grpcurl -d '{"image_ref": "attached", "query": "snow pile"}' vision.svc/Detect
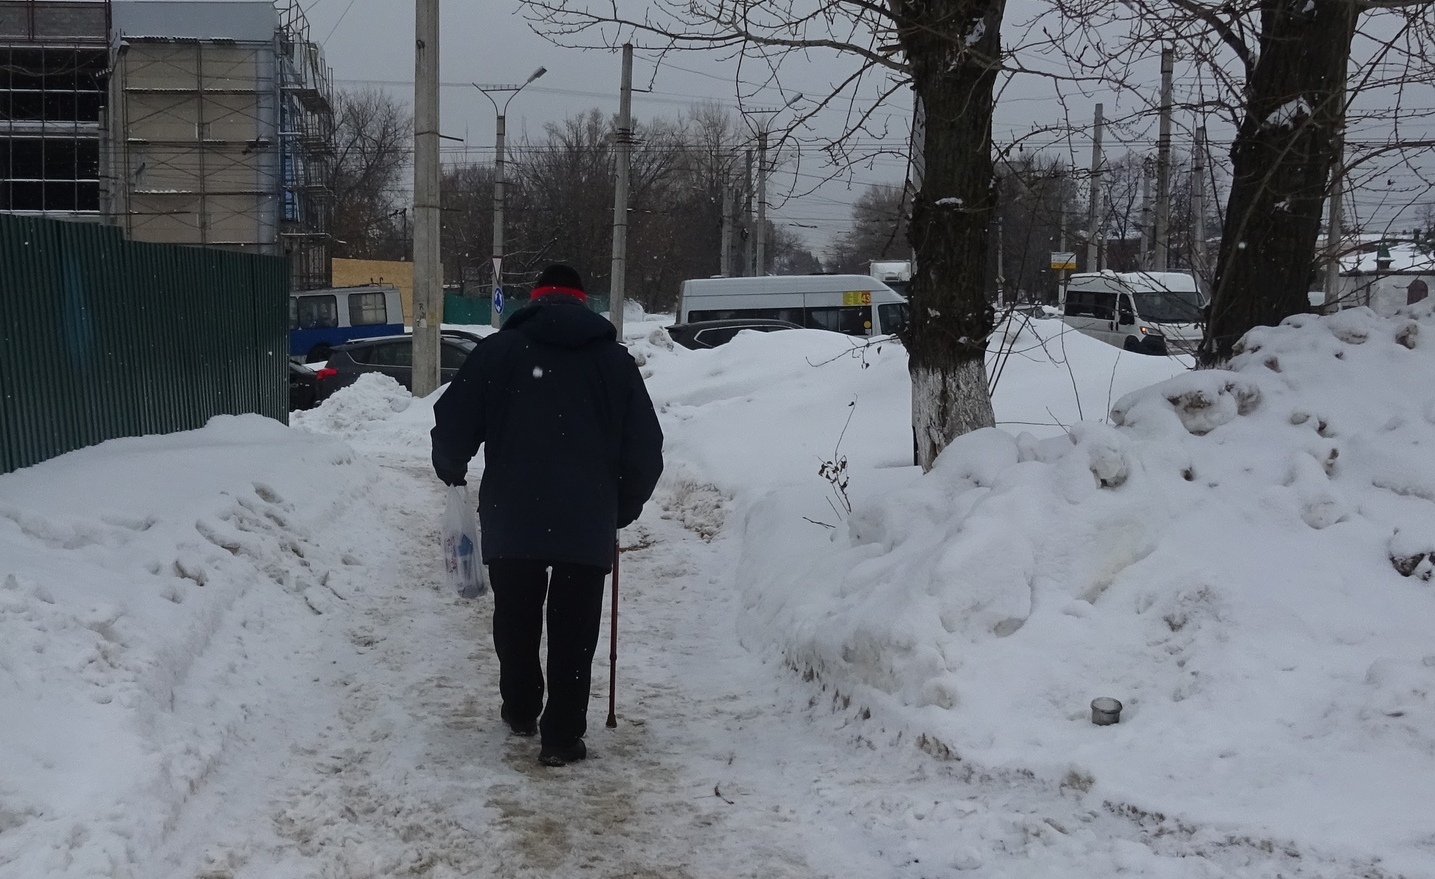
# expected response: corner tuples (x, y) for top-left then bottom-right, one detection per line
(0, 417), (381, 876)
(736, 303), (1435, 871)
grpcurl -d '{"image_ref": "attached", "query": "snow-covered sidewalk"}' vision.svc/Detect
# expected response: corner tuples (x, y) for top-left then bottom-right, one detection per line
(5, 307), (1434, 877)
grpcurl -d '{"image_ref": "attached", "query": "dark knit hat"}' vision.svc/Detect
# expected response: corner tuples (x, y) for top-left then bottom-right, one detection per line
(533, 263), (585, 295)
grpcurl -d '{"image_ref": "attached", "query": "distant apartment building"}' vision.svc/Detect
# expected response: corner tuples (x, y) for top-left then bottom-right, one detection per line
(0, 0), (333, 289)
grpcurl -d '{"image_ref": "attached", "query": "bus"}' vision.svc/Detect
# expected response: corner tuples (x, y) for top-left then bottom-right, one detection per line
(290, 286), (404, 361)
(677, 274), (910, 338)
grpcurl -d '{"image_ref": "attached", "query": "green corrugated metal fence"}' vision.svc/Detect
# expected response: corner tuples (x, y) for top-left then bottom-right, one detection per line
(1, 214), (289, 475)
(441, 292), (613, 328)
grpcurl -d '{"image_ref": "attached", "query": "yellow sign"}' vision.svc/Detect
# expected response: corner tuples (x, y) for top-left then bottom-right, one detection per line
(1050, 252), (1077, 271)
(842, 291), (872, 306)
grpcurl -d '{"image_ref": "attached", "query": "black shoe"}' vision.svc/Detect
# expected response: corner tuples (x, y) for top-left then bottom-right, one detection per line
(500, 707), (537, 737)
(537, 739), (587, 767)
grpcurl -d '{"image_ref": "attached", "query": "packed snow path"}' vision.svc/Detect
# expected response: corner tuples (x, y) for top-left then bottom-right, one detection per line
(134, 452), (1400, 879)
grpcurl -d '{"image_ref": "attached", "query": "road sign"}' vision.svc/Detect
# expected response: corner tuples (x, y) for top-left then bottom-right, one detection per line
(493, 287), (504, 314)
(1050, 252), (1077, 271)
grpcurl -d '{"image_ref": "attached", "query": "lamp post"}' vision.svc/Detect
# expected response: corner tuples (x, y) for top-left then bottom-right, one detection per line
(475, 67), (546, 328)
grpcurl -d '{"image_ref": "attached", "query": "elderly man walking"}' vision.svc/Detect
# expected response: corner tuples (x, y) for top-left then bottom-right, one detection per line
(431, 263), (664, 767)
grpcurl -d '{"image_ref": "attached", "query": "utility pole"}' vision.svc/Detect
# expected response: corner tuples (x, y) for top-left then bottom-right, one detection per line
(609, 43), (633, 339)
(742, 148), (753, 276)
(1192, 125), (1208, 280)
(411, 0), (441, 397)
(995, 213), (1004, 304)
(719, 168), (733, 276)
(1152, 45), (1174, 272)
(1086, 102), (1104, 272)
(1058, 211), (1068, 303)
(1140, 158), (1153, 269)
(1323, 66), (1347, 312)
(746, 94), (800, 278)
(755, 126), (769, 275)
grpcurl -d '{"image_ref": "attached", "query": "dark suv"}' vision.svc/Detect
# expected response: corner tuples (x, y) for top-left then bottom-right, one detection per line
(317, 331), (481, 400)
(666, 318), (802, 350)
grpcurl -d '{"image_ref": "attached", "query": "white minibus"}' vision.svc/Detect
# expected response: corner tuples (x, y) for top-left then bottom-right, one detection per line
(677, 274), (910, 338)
(1060, 271), (1206, 355)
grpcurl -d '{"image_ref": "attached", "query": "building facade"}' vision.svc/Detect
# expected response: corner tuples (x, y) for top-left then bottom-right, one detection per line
(0, 0), (109, 219)
(0, 0), (333, 289)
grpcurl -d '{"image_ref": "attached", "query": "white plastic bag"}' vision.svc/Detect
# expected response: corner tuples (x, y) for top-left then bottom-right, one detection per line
(442, 485), (487, 598)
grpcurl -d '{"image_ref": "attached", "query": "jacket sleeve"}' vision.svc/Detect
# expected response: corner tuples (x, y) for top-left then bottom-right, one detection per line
(430, 347), (487, 486)
(616, 362), (664, 529)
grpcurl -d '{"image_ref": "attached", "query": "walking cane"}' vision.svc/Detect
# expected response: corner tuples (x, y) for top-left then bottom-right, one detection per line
(606, 540), (619, 728)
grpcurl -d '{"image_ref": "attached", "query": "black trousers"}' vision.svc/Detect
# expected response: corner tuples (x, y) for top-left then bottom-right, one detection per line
(488, 558), (608, 746)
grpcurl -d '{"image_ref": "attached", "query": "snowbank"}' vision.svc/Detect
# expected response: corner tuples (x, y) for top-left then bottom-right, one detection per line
(736, 303), (1435, 871)
(0, 416), (383, 875)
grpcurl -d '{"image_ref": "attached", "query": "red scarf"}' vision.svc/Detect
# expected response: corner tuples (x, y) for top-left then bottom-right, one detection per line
(531, 285), (587, 302)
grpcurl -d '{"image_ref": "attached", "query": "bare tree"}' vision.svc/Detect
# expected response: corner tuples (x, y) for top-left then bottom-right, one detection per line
(440, 162), (496, 288)
(990, 155), (1080, 303)
(521, 0), (1007, 469)
(828, 183), (910, 274)
(329, 88), (412, 260)
(1031, 1), (1435, 365)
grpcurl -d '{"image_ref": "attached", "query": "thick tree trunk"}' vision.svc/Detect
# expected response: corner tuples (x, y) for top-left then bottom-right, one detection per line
(896, 0), (1003, 470)
(1199, 1), (1357, 366)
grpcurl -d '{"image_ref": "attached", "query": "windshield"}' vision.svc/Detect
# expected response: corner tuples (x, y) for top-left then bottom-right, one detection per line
(1134, 288), (1205, 323)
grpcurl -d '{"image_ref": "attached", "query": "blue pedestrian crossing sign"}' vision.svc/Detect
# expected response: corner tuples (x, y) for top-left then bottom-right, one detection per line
(493, 288), (504, 314)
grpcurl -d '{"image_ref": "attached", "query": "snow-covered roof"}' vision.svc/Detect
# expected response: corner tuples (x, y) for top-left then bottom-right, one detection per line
(1340, 241), (1435, 275)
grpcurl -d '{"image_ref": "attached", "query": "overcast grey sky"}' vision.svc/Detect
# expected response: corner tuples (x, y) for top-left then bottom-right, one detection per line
(287, 0), (924, 252)
(153, 1), (1433, 253)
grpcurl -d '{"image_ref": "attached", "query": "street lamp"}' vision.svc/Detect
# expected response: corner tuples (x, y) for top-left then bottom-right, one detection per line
(475, 67), (546, 328)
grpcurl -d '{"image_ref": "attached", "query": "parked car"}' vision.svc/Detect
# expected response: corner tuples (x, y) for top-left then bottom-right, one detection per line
(289, 360), (323, 411)
(317, 331), (480, 400)
(666, 318), (803, 350)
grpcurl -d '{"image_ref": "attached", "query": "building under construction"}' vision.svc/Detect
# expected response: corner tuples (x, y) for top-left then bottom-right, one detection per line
(0, 0), (334, 289)
(0, 0), (109, 218)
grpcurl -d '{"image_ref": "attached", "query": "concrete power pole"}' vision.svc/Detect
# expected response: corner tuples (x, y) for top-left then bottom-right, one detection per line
(1192, 126), (1208, 280)
(608, 43), (633, 339)
(1152, 45), (1174, 272)
(755, 127), (769, 275)
(411, 0), (441, 397)
(1086, 102), (1104, 272)
(719, 169), (733, 277)
(1140, 160), (1152, 269)
(742, 148), (753, 276)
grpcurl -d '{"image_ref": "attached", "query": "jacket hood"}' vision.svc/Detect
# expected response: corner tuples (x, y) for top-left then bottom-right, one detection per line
(503, 293), (617, 349)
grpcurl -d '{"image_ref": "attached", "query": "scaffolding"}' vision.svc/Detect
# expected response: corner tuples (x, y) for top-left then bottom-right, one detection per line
(276, 0), (333, 290)
(107, 0), (332, 289)
(0, 0), (110, 219)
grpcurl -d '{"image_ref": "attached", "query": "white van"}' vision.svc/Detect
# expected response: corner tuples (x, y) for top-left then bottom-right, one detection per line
(1060, 271), (1206, 355)
(867, 260), (912, 297)
(677, 274), (910, 338)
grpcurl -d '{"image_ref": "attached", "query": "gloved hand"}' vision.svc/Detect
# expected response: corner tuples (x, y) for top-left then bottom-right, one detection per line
(437, 469), (467, 487)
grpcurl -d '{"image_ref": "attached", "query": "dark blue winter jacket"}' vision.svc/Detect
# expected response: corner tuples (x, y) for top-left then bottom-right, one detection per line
(430, 293), (664, 571)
